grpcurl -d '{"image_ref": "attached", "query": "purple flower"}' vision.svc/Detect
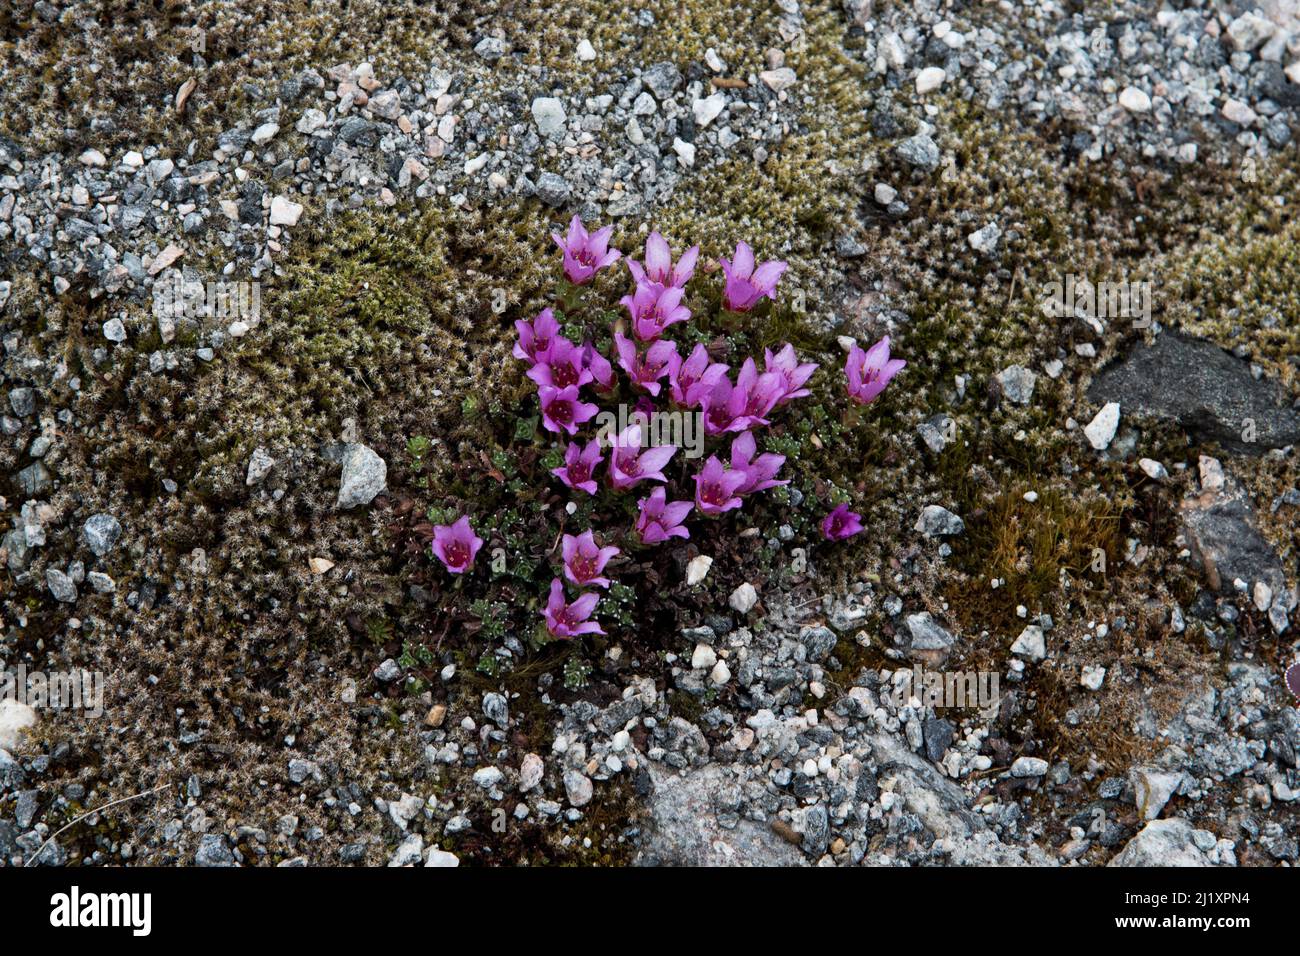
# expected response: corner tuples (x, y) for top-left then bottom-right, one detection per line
(581, 340), (615, 391)
(735, 358), (784, 424)
(613, 332), (681, 396)
(720, 240), (787, 312)
(693, 455), (748, 516)
(552, 216), (621, 285)
(526, 335), (592, 390)
(764, 343), (819, 405)
(821, 503), (864, 541)
(635, 486), (693, 544)
(845, 335), (906, 405)
(543, 578), (605, 638)
(561, 530), (620, 589)
(608, 423), (677, 490)
(627, 231), (699, 289)
(620, 281), (691, 341)
(553, 438), (604, 495)
(513, 308), (560, 365)
(539, 384), (599, 436)
(431, 515), (484, 574)
(729, 431), (788, 495)
(670, 343), (730, 408)
(698, 376), (751, 436)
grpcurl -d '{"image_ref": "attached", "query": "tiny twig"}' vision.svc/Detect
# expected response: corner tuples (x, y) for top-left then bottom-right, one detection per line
(25, 782), (171, 867)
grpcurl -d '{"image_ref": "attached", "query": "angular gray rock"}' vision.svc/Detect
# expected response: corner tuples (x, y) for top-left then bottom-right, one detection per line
(1088, 332), (1300, 454)
(634, 763), (805, 866)
(336, 443), (387, 509)
(82, 513), (122, 556)
(1108, 819), (1208, 867)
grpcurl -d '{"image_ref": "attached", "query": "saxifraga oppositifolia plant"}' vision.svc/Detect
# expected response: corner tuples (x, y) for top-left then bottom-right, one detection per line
(427, 217), (905, 641)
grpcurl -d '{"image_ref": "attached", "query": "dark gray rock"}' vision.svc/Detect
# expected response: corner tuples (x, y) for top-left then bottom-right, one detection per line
(1088, 332), (1300, 454)
(1180, 482), (1286, 595)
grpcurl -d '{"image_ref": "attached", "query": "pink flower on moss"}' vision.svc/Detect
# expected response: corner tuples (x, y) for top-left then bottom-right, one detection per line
(635, 486), (693, 544)
(431, 515), (484, 574)
(735, 358), (784, 424)
(720, 240), (787, 312)
(698, 376), (751, 436)
(845, 335), (906, 405)
(609, 423), (677, 490)
(613, 332), (680, 396)
(513, 308), (560, 365)
(693, 455), (748, 516)
(670, 343), (729, 408)
(543, 578), (605, 638)
(765, 343), (819, 405)
(620, 281), (691, 341)
(821, 503), (864, 541)
(526, 335), (591, 390)
(539, 384), (599, 436)
(562, 530), (620, 589)
(627, 231), (699, 289)
(553, 438), (604, 495)
(552, 216), (621, 285)
(729, 431), (788, 495)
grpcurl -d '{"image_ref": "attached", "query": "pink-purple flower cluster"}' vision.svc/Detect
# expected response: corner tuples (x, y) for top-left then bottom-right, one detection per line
(429, 217), (905, 634)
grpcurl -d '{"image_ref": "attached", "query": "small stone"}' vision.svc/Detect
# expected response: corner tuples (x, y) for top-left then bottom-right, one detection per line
(245, 447), (274, 485)
(87, 571), (115, 593)
(1253, 581), (1273, 613)
(482, 692), (509, 726)
(995, 364), (1035, 404)
(915, 504), (964, 537)
(641, 62), (682, 100)
(1198, 454), (1225, 493)
(692, 92), (727, 127)
(1227, 12), (1275, 52)
(576, 39), (596, 62)
(373, 658), (401, 683)
(79, 148), (107, 166)
(1084, 402), (1121, 450)
(709, 660), (731, 685)
(519, 753), (544, 792)
(1010, 625), (1047, 661)
(915, 66), (946, 94)
(874, 182), (897, 205)
(1080, 665), (1107, 691)
(1131, 766), (1184, 821)
(1221, 98), (1257, 126)
(336, 443), (387, 509)
(307, 557), (334, 574)
(474, 37), (510, 60)
(250, 122), (280, 145)
(691, 643), (717, 670)
(967, 222), (1001, 254)
(425, 704), (447, 728)
(671, 138), (696, 167)
(759, 67), (797, 93)
(296, 108), (327, 134)
(47, 568), (78, 602)
(563, 770), (593, 807)
(686, 555), (713, 586)
(82, 513), (122, 556)
(425, 848), (459, 867)
(103, 317), (127, 343)
(8, 387), (36, 417)
(1138, 458), (1168, 480)
(472, 766), (504, 789)
(535, 172), (571, 207)
(728, 582), (758, 614)
(0, 699), (38, 751)
(1011, 756), (1049, 777)
(269, 195), (303, 227)
(1119, 86), (1151, 112)
(531, 97), (567, 136)
(895, 132), (940, 171)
